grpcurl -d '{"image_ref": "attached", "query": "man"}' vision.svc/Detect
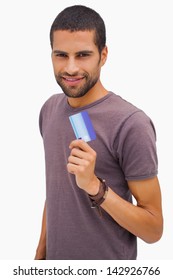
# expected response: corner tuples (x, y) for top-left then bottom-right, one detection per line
(35, 5), (163, 260)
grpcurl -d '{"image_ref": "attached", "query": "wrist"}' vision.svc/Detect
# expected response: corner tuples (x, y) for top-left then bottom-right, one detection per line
(88, 177), (109, 208)
(86, 176), (100, 196)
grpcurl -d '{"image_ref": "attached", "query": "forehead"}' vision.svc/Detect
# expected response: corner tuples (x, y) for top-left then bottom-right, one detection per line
(52, 30), (97, 52)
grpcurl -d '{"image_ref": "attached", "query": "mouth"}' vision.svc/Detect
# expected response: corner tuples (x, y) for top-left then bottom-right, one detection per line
(62, 76), (85, 86)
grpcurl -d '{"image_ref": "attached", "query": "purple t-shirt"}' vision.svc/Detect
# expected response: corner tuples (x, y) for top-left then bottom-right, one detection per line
(39, 92), (158, 259)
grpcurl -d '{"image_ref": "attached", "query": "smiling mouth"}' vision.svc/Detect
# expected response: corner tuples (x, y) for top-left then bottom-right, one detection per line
(62, 76), (84, 85)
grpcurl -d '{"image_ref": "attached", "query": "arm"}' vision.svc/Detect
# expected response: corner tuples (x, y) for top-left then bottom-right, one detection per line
(101, 176), (163, 243)
(67, 139), (163, 243)
(34, 201), (46, 260)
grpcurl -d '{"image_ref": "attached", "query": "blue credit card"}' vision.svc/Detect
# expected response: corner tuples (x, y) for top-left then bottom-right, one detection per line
(69, 111), (96, 142)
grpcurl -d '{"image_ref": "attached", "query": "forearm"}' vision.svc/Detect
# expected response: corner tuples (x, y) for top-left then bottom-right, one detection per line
(101, 187), (163, 243)
(35, 201), (46, 260)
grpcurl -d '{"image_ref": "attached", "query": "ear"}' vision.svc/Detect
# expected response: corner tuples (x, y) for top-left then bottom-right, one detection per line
(101, 46), (108, 66)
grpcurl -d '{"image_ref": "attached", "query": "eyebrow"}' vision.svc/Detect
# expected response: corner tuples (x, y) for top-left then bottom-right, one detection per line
(52, 50), (67, 55)
(52, 50), (94, 55)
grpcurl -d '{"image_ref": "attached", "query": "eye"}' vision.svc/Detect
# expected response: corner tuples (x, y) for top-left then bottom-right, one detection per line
(56, 53), (67, 58)
(77, 52), (91, 58)
(53, 51), (68, 58)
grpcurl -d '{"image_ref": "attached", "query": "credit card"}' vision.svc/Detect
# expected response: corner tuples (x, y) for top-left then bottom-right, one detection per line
(69, 111), (96, 142)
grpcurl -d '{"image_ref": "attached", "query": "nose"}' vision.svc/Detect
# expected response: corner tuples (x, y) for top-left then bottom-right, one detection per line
(64, 57), (79, 75)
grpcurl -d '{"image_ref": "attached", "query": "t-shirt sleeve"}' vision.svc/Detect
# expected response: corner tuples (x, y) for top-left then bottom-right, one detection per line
(38, 94), (57, 137)
(117, 111), (158, 180)
(39, 105), (44, 137)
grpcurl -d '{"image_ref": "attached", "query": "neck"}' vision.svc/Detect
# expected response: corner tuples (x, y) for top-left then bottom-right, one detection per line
(67, 81), (108, 108)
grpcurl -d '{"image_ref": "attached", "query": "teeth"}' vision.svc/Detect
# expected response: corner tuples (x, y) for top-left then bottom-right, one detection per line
(66, 78), (77, 81)
(63, 77), (82, 81)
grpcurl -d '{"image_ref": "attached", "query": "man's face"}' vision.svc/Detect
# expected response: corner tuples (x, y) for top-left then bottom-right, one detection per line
(51, 30), (107, 98)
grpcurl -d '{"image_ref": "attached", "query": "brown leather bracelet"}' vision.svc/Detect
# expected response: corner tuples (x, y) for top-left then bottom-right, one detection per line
(88, 177), (108, 208)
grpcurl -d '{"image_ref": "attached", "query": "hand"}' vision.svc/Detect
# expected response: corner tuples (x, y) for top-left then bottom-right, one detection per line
(67, 139), (100, 195)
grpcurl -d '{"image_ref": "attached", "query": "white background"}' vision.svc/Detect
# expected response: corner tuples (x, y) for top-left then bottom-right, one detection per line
(0, 0), (172, 260)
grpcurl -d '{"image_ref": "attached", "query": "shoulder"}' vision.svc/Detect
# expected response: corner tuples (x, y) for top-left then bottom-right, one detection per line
(40, 93), (64, 113)
(39, 93), (64, 135)
(105, 92), (153, 131)
(110, 92), (153, 124)
(124, 110), (156, 136)
(104, 92), (141, 118)
(106, 93), (157, 145)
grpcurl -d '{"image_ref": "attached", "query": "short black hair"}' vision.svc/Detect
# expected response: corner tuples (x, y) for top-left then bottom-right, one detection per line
(50, 5), (106, 53)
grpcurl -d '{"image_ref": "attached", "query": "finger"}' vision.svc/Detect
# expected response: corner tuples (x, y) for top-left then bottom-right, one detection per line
(67, 163), (76, 174)
(70, 147), (86, 158)
(70, 148), (95, 165)
(68, 155), (86, 166)
(67, 162), (85, 174)
(69, 139), (95, 154)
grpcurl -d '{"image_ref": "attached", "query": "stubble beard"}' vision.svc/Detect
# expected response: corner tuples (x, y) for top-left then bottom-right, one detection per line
(55, 74), (99, 98)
